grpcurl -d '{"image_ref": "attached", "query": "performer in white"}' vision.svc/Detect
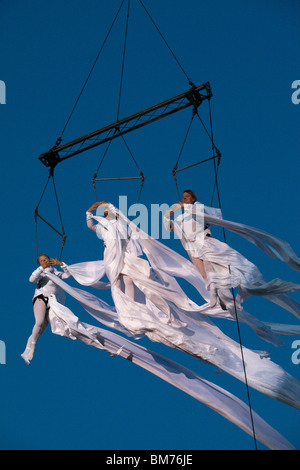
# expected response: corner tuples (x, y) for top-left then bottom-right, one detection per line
(20, 255), (296, 449)
(164, 189), (300, 312)
(77, 201), (300, 412)
(18, 202), (300, 448)
(86, 201), (198, 331)
(21, 253), (71, 364)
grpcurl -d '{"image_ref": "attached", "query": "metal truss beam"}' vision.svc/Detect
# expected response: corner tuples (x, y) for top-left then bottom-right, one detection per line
(39, 82), (212, 169)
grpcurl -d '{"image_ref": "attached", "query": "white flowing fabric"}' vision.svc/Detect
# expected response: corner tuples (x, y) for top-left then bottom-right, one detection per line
(80, 205), (300, 407)
(106, 204), (300, 328)
(64, 259), (300, 347)
(46, 260), (300, 413)
(46, 292), (295, 450)
(26, 203), (300, 449)
(164, 202), (300, 304)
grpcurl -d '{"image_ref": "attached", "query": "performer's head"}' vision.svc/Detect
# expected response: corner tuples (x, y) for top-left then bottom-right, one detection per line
(103, 208), (117, 221)
(182, 189), (197, 204)
(37, 253), (51, 268)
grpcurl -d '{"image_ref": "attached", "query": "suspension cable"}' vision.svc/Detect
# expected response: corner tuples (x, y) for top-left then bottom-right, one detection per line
(138, 0), (193, 85)
(92, 0), (144, 216)
(173, 111), (196, 200)
(34, 170), (67, 262)
(208, 100), (258, 450)
(57, 0), (126, 144)
(117, 0), (131, 121)
(171, 96), (258, 450)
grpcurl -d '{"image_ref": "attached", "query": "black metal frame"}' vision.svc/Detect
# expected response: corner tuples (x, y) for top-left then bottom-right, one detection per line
(39, 82), (212, 169)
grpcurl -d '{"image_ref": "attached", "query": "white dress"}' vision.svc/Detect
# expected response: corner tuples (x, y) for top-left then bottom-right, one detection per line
(39, 205), (300, 413)
(29, 264), (71, 304)
(164, 202), (300, 308)
(27, 205), (300, 448)
(41, 279), (295, 450)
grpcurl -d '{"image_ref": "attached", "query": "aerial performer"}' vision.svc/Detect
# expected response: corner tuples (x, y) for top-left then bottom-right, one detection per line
(21, 254), (71, 365)
(164, 189), (300, 314)
(21, 203), (300, 448)
(53, 200), (300, 412)
(19, 250), (296, 450)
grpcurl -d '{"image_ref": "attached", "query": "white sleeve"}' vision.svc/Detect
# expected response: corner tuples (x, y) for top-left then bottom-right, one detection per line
(58, 263), (71, 280)
(29, 266), (44, 283)
(86, 211), (97, 232)
(164, 211), (174, 233)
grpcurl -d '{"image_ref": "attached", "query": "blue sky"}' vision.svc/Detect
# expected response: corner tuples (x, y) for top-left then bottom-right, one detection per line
(0, 0), (299, 450)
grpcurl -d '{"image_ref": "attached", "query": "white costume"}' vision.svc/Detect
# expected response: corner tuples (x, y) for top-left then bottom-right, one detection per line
(164, 202), (300, 311)
(21, 263), (71, 364)
(19, 205), (300, 449)
(34, 283), (295, 450)
(71, 204), (300, 412)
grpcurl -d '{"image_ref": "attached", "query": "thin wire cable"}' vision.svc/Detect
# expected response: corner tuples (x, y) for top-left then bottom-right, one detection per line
(52, 174), (67, 260)
(117, 0), (131, 121)
(52, 174), (65, 234)
(35, 173), (51, 212)
(34, 171), (67, 261)
(121, 135), (142, 172)
(58, 0), (126, 141)
(92, 0), (144, 214)
(138, 0), (192, 84)
(208, 100), (258, 450)
(173, 112), (196, 200)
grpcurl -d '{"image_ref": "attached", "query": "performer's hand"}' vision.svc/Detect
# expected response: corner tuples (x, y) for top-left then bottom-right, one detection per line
(50, 258), (61, 266)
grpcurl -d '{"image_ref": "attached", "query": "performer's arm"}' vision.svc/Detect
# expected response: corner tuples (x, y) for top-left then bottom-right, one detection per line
(86, 210), (97, 232)
(50, 258), (71, 279)
(86, 201), (113, 232)
(164, 209), (175, 233)
(29, 266), (45, 283)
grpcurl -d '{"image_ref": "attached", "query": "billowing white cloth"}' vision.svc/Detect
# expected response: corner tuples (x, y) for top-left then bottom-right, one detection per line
(47, 269), (300, 412)
(62, 260), (110, 289)
(203, 208), (300, 272)
(29, 264), (71, 303)
(104, 204), (300, 326)
(46, 292), (294, 450)
(164, 202), (300, 300)
(89, 210), (204, 328)
(65, 260), (300, 347)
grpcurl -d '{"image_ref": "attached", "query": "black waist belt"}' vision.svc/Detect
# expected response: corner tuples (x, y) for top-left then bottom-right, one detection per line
(33, 294), (49, 307)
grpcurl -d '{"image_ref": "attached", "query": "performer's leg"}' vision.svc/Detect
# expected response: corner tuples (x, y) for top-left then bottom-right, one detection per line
(21, 298), (48, 364)
(191, 257), (207, 281)
(31, 298), (49, 343)
(191, 257), (219, 307)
